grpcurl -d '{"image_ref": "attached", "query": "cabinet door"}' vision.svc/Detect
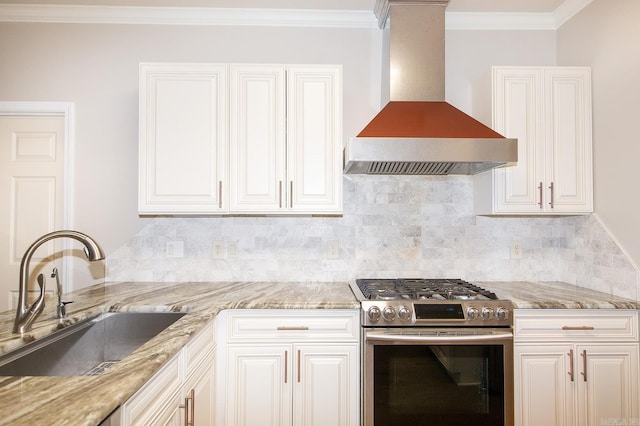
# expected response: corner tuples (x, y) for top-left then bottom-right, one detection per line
(293, 344), (359, 426)
(229, 65), (286, 213)
(226, 344), (292, 426)
(514, 344), (574, 426)
(545, 68), (593, 213)
(287, 66), (343, 213)
(490, 67), (544, 213)
(180, 353), (215, 426)
(576, 344), (639, 426)
(139, 63), (228, 214)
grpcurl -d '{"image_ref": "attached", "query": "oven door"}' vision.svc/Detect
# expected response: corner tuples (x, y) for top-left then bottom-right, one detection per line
(363, 328), (514, 426)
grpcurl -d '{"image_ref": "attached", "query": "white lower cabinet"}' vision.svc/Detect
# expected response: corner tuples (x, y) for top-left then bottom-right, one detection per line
(118, 320), (215, 425)
(216, 309), (360, 426)
(514, 310), (639, 426)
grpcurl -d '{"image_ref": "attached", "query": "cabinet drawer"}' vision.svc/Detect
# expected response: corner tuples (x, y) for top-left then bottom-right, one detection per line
(514, 309), (638, 342)
(121, 354), (181, 424)
(220, 309), (359, 343)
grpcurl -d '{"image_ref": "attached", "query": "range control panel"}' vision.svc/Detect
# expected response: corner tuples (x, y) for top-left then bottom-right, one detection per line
(360, 300), (513, 327)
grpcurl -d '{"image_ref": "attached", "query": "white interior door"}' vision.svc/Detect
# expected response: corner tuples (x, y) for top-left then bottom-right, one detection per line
(0, 115), (65, 311)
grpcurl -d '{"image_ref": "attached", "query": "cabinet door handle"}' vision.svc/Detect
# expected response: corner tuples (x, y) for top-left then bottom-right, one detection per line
(538, 182), (543, 209)
(580, 349), (587, 382)
(284, 350), (288, 383)
(562, 326), (595, 331)
(567, 349), (574, 381)
(218, 181), (223, 209)
(179, 388), (195, 426)
(297, 349), (301, 383)
(279, 181), (283, 208)
(290, 181), (294, 208)
(548, 181), (554, 209)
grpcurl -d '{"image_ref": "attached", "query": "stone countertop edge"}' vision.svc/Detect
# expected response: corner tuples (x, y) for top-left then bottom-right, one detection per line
(0, 279), (638, 425)
(0, 281), (360, 426)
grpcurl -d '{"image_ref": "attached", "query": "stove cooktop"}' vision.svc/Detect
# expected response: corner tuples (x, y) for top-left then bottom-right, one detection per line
(355, 278), (498, 301)
(352, 278), (512, 327)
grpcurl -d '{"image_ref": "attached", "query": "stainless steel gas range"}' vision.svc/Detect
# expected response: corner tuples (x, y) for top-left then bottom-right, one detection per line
(350, 278), (514, 426)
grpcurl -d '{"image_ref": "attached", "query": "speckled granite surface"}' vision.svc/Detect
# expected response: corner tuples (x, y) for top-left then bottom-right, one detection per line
(0, 281), (359, 426)
(481, 281), (640, 309)
(0, 280), (637, 425)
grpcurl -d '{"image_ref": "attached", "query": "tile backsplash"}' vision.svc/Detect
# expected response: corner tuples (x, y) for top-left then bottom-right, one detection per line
(107, 175), (638, 300)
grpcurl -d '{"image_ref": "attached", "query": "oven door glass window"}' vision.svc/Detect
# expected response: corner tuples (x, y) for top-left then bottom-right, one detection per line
(374, 344), (505, 426)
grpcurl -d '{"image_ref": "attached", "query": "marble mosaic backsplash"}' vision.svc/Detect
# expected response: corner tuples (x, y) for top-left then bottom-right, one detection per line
(107, 175), (638, 300)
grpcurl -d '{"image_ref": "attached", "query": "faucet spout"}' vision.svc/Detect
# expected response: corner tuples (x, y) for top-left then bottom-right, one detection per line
(13, 230), (105, 334)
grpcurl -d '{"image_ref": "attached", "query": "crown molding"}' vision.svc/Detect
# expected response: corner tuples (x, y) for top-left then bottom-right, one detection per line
(0, 4), (378, 28)
(0, 1), (594, 30)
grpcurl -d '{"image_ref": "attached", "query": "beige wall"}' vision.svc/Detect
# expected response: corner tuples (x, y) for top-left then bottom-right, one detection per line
(0, 22), (381, 259)
(557, 0), (640, 270)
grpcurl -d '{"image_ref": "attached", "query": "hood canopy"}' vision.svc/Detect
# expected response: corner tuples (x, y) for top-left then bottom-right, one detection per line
(343, 0), (517, 175)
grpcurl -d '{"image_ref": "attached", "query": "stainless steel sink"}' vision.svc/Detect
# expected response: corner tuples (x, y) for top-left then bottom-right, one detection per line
(0, 311), (186, 376)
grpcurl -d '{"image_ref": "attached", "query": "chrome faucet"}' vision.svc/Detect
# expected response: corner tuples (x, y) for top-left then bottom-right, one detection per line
(13, 230), (105, 334)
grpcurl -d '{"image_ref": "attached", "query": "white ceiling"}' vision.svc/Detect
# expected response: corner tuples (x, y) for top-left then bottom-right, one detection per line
(0, 0), (572, 14)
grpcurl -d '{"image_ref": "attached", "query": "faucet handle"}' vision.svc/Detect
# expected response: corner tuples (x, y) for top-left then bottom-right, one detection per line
(57, 300), (73, 318)
(28, 273), (46, 315)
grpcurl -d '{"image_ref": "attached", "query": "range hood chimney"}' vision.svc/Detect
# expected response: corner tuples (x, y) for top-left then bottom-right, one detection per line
(343, 0), (517, 175)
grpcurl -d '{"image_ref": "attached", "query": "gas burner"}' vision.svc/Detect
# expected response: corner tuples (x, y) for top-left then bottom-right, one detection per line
(355, 278), (499, 301)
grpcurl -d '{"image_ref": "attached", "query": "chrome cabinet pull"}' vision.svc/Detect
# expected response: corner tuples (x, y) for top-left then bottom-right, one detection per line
(580, 350), (587, 381)
(548, 181), (554, 208)
(284, 350), (288, 383)
(218, 181), (223, 209)
(538, 182), (543, 209)
(297, 350), (301, 383)
(562, 326), (595, 331)
(279, 181), (283, 208)
(567, 349), (574, 381)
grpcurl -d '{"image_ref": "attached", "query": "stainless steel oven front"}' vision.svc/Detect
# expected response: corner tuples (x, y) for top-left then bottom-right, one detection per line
(363, 327), (514, 426)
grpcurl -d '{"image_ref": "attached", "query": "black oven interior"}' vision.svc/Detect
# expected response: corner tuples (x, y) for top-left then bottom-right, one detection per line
(371, 343), (508, 426)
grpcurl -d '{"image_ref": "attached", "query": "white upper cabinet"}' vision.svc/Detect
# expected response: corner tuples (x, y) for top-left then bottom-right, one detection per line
(229, 64), (343, 214)
(474, 66), (593, 215)
(139, 63), (228, 215)
(139, 62), (342, 216)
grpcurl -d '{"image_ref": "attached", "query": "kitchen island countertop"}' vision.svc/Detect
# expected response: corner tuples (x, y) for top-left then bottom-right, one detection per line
(0, 279), (637, 425)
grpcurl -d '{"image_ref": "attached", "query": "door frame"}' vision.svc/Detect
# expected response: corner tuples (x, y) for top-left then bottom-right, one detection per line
(0, 101), (75, 294)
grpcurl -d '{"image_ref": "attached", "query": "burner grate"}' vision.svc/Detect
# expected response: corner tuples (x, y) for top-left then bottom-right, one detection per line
(356, 278), (498, 301)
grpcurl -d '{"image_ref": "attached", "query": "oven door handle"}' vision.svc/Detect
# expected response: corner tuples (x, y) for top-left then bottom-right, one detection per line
(366, 330), (513, 343)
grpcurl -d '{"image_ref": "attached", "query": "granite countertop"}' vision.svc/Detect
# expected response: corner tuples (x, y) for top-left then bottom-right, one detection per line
(0, 279), (637, 425)
(0, 281), (359, 426)
(481, 281), (640, 309)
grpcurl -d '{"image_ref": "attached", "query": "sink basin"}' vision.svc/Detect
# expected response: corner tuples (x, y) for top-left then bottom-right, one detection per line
(0, 311), (186, 376)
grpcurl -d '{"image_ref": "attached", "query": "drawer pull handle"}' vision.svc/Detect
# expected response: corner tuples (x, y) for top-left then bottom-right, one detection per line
(277, 326), (309, 331)
(562, 326), (595, 331)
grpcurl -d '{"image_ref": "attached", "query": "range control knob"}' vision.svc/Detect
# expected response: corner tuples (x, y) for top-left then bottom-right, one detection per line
(496, 307), (509, 321)
(481, 307), (495, 320)
(466, 306), (480, 320)
(398, 306), (412, 321)
(382, 306), (396, 322)
(367, 306), (381, 322)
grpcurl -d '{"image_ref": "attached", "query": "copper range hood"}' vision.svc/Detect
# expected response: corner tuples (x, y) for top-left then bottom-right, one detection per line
(343, 0), (517, 175)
